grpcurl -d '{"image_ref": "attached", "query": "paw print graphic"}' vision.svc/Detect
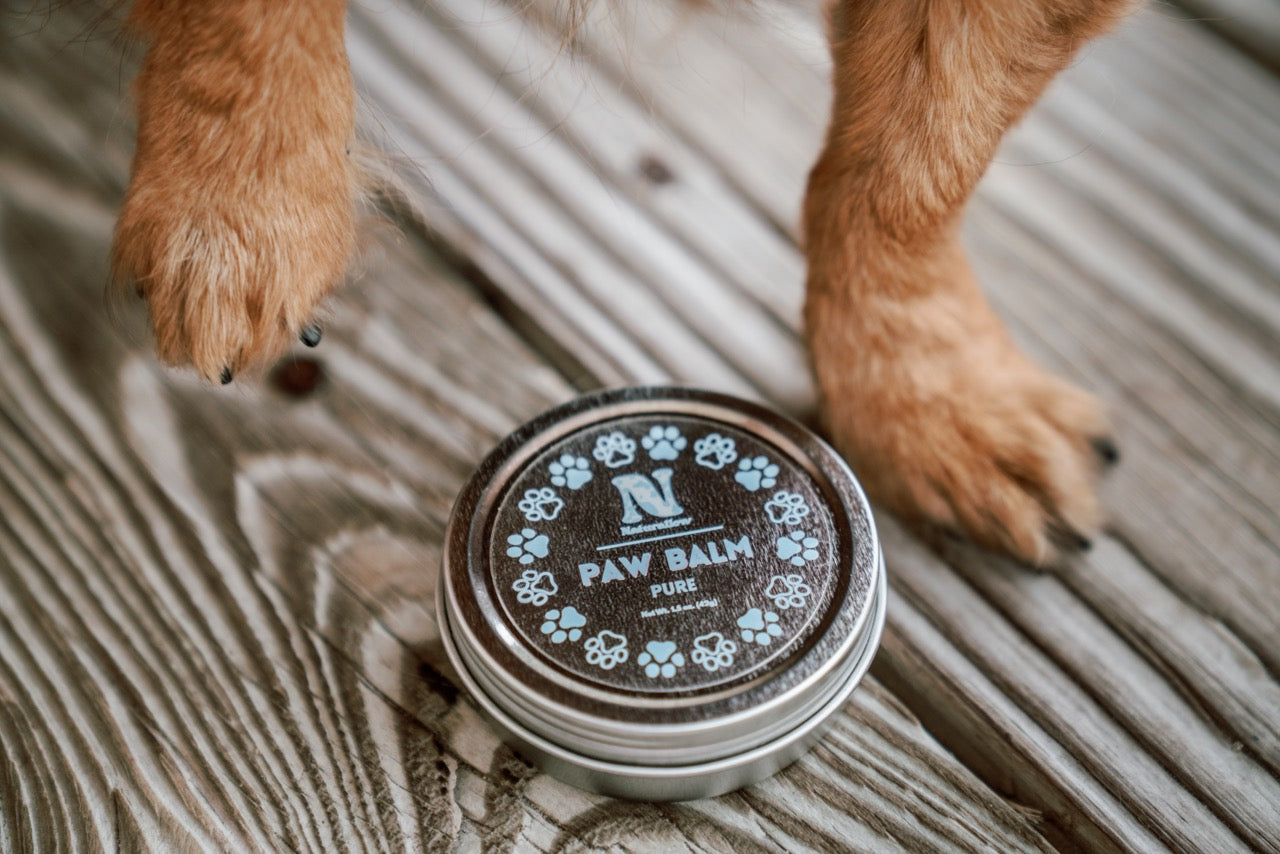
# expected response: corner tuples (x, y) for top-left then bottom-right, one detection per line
(690, 632), (738, 672)
(506, 528), (550, 565)
(517, 487), (564, 522)
(776, 531), (820, 567)
(583, 630), (629, 670)
(735, 456), (780, 492)
(636, 640), (685, 679)
(539, 607), (586, 644)
(764, 491), (811, 526)
(764, 574), (812, 610)
(511, 569), (558, 606)
(693, 433), (738, 470)
(640, 425), (687, 461)
(592, 431), (637, 469)
(548, 454), (593, 490)
(738, 607), (784, 646)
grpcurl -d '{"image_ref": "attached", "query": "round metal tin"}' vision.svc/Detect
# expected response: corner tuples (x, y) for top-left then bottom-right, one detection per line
(438, 386), (886, 800)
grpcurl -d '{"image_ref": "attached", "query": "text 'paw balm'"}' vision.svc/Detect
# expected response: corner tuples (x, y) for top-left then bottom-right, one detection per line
(437, 387), (885, 801)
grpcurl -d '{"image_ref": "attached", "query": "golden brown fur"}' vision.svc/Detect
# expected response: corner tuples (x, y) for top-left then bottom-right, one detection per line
(112, 0), (356, 382)
(109, 0), (1136, 564)
(804, 0), (1135, 563)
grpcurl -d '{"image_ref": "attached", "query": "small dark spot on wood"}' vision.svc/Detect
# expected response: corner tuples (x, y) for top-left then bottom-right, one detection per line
(417, 661), (459, 705)
(270, 357), (324, 397)
(1091, 436), (1119, 466)
(638, 154), (675, 185)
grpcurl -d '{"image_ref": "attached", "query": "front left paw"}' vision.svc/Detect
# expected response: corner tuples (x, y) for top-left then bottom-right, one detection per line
(814, 327), (1116, 566)
(111, 17), (357, 382)
(112, 160), (354, 382)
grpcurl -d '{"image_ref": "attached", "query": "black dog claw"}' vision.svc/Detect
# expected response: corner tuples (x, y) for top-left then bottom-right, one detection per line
(220, 367), (233, 385)
(300, 324), (323, 348)
(1091, 436), (1120, 466)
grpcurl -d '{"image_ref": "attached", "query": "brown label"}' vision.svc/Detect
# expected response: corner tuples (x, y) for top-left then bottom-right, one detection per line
(488, 415), (840, 694)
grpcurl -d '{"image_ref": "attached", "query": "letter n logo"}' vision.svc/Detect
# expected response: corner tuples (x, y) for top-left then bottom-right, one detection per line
(611, 468), (684, 524)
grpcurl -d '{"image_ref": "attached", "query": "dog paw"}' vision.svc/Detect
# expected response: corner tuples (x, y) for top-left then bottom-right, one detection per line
(111, 10), (357, 382)
(113, 158), (355, 381)
(814, 327), (1115, 566)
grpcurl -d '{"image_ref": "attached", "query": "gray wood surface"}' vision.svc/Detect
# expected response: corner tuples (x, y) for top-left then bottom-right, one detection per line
(2, 1), (1278, 851)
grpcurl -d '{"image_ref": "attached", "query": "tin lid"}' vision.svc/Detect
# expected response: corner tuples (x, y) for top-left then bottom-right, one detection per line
(439, 387), (883, 780)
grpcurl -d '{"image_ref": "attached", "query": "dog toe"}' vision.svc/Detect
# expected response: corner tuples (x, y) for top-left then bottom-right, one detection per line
(818, 340), (1111, 567)
(112, 192), (352, 381)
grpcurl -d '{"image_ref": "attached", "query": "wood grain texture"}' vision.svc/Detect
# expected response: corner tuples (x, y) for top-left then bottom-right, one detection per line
(1170, 0), (1280, 72)
(1, 6), (1058, 852)
(345, 0), (1280, 850)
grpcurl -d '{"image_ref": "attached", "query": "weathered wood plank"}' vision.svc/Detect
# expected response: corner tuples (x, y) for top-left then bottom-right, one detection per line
(0, 7), (1056, 851)
(1171, 0), (1280, 73)
(348, 0), (816, 411)
(346, 0), (1280, 849)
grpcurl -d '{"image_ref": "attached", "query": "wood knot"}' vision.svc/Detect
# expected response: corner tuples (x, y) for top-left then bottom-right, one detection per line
(638, 154), (675, 185)
(270, 357), (324, 397)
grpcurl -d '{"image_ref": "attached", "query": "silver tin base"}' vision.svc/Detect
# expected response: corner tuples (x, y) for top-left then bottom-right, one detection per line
(439, 552), (885, 801)
(437, 387), (887, 801)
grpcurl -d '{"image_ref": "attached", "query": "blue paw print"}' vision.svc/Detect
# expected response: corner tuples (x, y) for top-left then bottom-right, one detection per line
(693, 433), (737, 470)
(776, 530), (820, 567)
(690, 632), (738, 672)
(641, 425), (687, 461)
(506, 528), (549, 565)
(636, 640), (685, 679)
(592, 431), (637, 469)
(511, 569), (557, 606)
(548, 454), (592, 490)
(738, 608), (784, 646)
(517, 487), (563, 522)
(583, 630), (628, 670)
(764, 491), (810, 526)
(735, 456), (779, 492)
(765, 573), (812, 610)
(539, 607), (586, 644)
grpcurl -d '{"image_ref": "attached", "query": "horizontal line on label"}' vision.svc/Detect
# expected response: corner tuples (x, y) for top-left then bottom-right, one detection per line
(596, 525), (725, 552)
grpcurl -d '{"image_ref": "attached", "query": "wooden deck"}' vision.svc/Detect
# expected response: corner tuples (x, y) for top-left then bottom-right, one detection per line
(2, 1), (1278, 850)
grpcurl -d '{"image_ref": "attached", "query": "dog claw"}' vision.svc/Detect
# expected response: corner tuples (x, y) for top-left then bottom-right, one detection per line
(1091, 436), (1119, 466)
(1048, 518), (1093, 553)
(300, 324), (322, 348)
(220, 367), (233, 385)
